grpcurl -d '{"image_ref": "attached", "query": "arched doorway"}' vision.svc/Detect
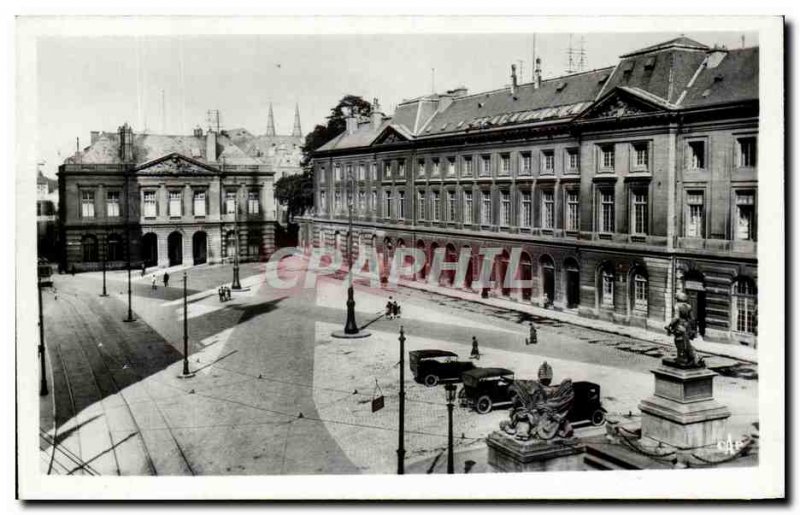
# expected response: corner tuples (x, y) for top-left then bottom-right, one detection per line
(193, 231), (208, 265)
(683, 270), (706, 337)
(168, 231), (183, 266)
(564, 258), (580, 309)
(81, 234), (98, 262)
(540, 255), (555, 306)
(141, 233), (158, 267)
(107, 234), (123, 262)
(429, 242), (439, 284)
(629, 264), (649, 316)
(520, 252), (533, 301)
(497, 249), (510, 296)
(444, 244), (458, 286)
(463, 246), (474, 290)
(416, 240), (427, 280)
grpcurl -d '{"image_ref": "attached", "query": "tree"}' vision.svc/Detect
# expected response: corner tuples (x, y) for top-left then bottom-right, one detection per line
(300, 95), (373, 167)
(274, 169), (314, 222)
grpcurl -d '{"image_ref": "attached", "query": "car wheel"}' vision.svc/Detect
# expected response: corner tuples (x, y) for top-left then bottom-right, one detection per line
(423, 374), (439, 387)
(476, 396), (493, 414)
(591, 409), (606, 426)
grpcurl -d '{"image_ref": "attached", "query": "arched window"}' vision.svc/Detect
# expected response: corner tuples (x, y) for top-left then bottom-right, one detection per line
(81, 234), (98, 262)
(732, 278), (757, 334)
(107, 234), (123, 261)
(601, 266), (614, 307)
(633, 271), (648, 313)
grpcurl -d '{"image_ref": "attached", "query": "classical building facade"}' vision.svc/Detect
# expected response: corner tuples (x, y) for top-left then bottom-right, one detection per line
(302, 38), (758, 346)
(58, 120), (286, 272)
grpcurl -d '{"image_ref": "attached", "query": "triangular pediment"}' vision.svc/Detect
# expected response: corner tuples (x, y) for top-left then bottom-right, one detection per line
(371, 125), (411, 146)
(135, 153), (219, 175)
(576, 87), (671, 121)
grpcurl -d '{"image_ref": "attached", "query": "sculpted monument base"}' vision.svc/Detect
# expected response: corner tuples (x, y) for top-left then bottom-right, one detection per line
(486, 431), (585, 472)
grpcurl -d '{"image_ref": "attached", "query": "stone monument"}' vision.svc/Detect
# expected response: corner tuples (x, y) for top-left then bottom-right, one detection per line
(487, 362), (585, 472)
(638, 293), (730, 449)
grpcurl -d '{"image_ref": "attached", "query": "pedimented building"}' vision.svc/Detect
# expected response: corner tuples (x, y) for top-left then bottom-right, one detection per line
(303, 37), (758, 346)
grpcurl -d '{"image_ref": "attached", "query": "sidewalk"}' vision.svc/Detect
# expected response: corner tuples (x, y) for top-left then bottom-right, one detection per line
(395, 278), (757, 365)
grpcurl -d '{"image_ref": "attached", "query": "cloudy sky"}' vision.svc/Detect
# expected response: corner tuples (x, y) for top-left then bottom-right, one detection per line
(35, 30), (756, 177)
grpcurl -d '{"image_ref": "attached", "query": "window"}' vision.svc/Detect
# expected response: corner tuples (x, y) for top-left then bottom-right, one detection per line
(732, 279), (757, 334)
(319, 166), (326, 184)
(81, 190), (95, 218)
(383, 162), (391, 180)
(600, 145), (615, 171)
(417, 159), (426, 177)
(687, 141), (706, 170)
(566, 191), (579, 231)
(463, 191), (473, 225)
(541, 191), (554, 229)
(143, 191), (156, 218)
(520, 192), (532, 227)
(106, 191), (120, 217)
(541, 150), (555, 174)
(417, 191), (425, 220)
(432, 191), (441, 221)
(481, 156), (491, 177)
(633, 143), (649, 170)
(738, 137), (757, 168)
(194, 191), (207, 216)
(358, 164), (366, 181)
(370, 191), (377, 212)
(633, 272), (648, 312)
(447, 158), (456, 176)
(334, 191), (342, 212)
(632, 191), (648, 235)
(384, 190), (393, 218)
(500, 191), (511, 226)
(601, 269), (614, 306)
(358, 191), (366, 213)
(107, 234), (123, 261)
(169, 191), (182, 217)
(432, 159), (440, 177)
(334, 164), (342, 181)
(319, 192), (327, 213)
(447, 191), (456, 221)
(398, 191), (406, 219)
(371, 163), (378, 181)
(346, 164), (353, 181)
(735, 191), (755, 241)
(500, 155), (511, 176)
(481, 192), (492, 225)
(686, 191), (705, 237)
(398, 160), (406, 177)
(248, 191), (260, 214)
(462, 156), (473, 177)
(566, 149), (579, 172)
(600, 190), (615, 233)
(520, 153), (532, 175)
(225, 191), (237, 215)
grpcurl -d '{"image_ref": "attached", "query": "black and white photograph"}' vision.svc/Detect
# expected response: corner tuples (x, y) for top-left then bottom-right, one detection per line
(12, 12), (785, 501)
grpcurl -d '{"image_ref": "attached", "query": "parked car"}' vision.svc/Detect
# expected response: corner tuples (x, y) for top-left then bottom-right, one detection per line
(409, 350), (476, 387)
(460, 374), (607, 426)
(458, 367), (516, 414)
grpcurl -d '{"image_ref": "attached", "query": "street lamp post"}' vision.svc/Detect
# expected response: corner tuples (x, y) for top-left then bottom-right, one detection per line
(180, 271), (194, 378)
(445, 383), (457, 474)
(397, 326), (406, 474)
(100, 232), (108, 297)
(37, 276), (49, 396)
(123, 170), (135, 322)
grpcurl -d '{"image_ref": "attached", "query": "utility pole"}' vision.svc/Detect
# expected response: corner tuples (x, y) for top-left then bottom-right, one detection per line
(100, 229), (108, 297)
(180, 271), (193, 378)
(37, 275), (49, 396)
(445, 383), (456, 474)
(397, 326), (406, 474)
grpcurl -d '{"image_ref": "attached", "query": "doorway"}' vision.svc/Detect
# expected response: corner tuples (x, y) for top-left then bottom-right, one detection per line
(193, 231), (208, 265)
(684, 272), (707, 337)
(168, 231), (183, 267)
(141, 233), (158, 267)
(565, 258), (580, 309)
(540, 255), (555, 305)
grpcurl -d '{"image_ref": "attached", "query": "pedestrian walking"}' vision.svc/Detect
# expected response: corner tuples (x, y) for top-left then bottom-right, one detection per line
(386, 296), (395, 320)
(163, 272), (170, 288)
(141, 262), (146, 277)
(218, 286), (224, 302)
(392, 299), (401, 319)
(151, 275), (157, 290)
(470, 336), (480, 360)
(526, 321), (538, 345)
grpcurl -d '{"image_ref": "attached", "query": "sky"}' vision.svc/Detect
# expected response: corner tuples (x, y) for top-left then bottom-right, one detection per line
(35, 30), (756, 178)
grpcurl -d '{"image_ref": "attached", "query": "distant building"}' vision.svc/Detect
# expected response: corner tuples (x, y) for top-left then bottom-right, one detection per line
(57, 104), (304, 272)
(303, 38), (759, 346)
(37, 169), (59, 262)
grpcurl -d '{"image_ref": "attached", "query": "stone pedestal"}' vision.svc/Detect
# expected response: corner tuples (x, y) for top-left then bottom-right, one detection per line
(639, 361), (730, 450)
(486, 431), (585, 472)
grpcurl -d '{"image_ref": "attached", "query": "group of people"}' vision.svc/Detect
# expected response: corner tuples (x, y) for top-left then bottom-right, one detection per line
(218, 285), (233, 302)
(385, 296), (402, 320)
(151, 271), (170, 290)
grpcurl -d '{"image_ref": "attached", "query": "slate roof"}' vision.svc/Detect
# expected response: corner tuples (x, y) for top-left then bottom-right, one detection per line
(677, 47), (759, 108)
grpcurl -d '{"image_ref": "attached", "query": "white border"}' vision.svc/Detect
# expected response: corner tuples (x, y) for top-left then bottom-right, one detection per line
(13, 14), (784, 500)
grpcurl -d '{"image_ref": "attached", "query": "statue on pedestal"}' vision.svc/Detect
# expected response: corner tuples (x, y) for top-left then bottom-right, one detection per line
(500, 361), (575, 441)
(665, 292), (705, 368)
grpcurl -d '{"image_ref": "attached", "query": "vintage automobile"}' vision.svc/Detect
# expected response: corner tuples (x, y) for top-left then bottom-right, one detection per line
(409, 350), (476, 387)
(460, 374), (607, 426)
(458, 367), (516, 414)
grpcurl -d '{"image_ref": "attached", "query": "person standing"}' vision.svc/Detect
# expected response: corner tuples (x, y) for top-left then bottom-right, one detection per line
(386, 296), (395, 320)
(470, 336), (480, 360)
(163, 271), (170, 288)
(526, 321), (538, 345)
(141, 262), (146, 277)
(151, 275), (157, 290)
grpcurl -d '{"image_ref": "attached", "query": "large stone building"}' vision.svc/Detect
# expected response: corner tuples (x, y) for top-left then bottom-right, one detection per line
(58, 104), (304, 272)
(303, 37), (758, 346)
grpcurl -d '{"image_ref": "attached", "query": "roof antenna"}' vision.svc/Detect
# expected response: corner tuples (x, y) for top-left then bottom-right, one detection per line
(531, 34), (536, 82)
(741, 34), (746, 48)
(431, 68), (436, 94)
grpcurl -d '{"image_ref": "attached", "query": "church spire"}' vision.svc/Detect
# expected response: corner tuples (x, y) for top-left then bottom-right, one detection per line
(266, 102), (276, 136)
(292, 103), (302, 137)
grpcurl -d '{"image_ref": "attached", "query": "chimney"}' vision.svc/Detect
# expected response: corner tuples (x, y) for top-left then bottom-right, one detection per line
(446, 86), (468, 97)
(344, 107), (358, 135)
(118, 123), (134, 162)
(90, 131), (100, 144)
(193, 126), (203, 137)
(370, 98), (384, 130)
(206, 128), (217, 162)
(534, 58), (542, 89)
(510, 64), (518, 96)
